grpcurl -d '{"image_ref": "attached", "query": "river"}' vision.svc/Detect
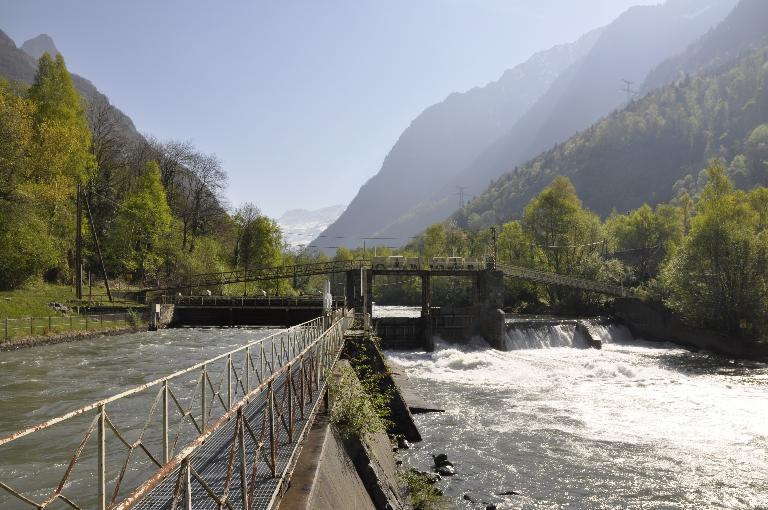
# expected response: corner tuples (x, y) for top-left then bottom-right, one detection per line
(388, 323), (768, 510)
(0, 327), (278, 508)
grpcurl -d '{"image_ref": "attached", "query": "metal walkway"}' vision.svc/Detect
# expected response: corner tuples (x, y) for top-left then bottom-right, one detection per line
(149, 259), (633, 297)
(0, 309), (352, 510)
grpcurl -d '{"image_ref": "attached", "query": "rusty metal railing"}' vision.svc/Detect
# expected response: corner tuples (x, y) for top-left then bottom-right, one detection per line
(498, 263), (634, 297)
(1, 312), (138, 342)
(0, 308), (352, 510)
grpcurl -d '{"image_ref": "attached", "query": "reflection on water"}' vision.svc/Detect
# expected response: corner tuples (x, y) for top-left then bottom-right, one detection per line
(389, 327), (768, 510)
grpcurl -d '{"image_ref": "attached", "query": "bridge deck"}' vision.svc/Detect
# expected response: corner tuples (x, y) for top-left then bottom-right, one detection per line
(134, 362), (318, 510)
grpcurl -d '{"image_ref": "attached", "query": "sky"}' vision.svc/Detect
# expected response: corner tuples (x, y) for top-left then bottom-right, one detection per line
(1, 0), (657, 218)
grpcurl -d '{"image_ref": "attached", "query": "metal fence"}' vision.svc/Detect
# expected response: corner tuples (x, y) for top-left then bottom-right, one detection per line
(165, 295), (346, 308)
(0, 308), (352, 510)
(1, 312), (137, 341)
(498, 263), (634, 297)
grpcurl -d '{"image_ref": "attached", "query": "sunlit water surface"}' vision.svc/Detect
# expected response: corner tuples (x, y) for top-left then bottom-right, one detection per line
(388, 324), (768, 510)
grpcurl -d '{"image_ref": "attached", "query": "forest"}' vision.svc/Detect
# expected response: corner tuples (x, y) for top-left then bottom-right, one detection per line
(0, 52), (303, 295)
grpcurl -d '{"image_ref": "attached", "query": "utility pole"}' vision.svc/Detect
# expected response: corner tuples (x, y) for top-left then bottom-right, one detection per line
(621, 79), (636, 103)
(455, 186), (467, 208)
(75, 181), (83, 300)
(84, 191), (113, 302)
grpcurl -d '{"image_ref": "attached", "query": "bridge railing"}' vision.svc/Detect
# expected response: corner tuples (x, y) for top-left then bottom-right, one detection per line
(498, 263), (634, 297)
(166, 295), (346, 308)
(0, 309), (352, 510)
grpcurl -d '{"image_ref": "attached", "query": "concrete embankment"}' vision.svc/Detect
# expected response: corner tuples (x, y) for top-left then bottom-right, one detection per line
(0, 323), (146, 351)
(280, 332), (451, 510)
(615, 298), (768, 361)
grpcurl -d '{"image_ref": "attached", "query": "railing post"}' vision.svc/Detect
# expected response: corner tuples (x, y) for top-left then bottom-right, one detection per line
(98, 404), (106, 510)
(85, 315), (89, 331)
(30, 317), (33, 335)
(163, 380), (169, 464)
(287, 366), (294, 442)
(238, 409), (249, 510)
(227, 354), (232, 408)
(48, 315), (52, 333)
(184, 459), (192, 509)
(70, 315), (73, 330)
(268, 382), (276, 476)
(245, 347), (251, 394)
(201, 366), (207, 433)
(4, 318), (7, 340)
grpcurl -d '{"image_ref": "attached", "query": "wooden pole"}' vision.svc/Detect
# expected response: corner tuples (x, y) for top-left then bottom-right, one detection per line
(84, 192), (112, 302)
(75, 181), (83, 300)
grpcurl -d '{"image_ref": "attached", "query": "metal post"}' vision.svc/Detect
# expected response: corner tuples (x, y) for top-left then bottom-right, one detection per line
(268, 382), (276, 476)
(70, 315), (73, 330)
(201, 367), (207, 433)
(85, 315), (89, 331)
(30, 317), (33, 335)
(48, 316), (52, 333)
(245, 347), (250, 394)
(239, 410), (248, 510)
(98, 404), (106, 510)
(227, 354), (232, 409)
(184, 460), (192, 509)
(287, 367), (293, 442)
(163, 380), (169, 464)
(4, 318), (7, 340)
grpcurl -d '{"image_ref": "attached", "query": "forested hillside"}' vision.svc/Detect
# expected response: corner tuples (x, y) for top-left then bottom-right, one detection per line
(459, 45), (768, 227)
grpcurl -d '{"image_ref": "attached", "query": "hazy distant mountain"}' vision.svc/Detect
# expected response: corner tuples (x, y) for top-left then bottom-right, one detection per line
(642, 0), (768, 92)
(373, 0), (737, 241)
(0, 29), (143, 145)
(460, 19), (768, 225)
(313, 28), (602, 250)
(278, 205), (346, 249)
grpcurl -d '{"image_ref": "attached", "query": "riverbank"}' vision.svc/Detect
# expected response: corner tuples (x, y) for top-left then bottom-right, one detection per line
(0, 322), (146, 351)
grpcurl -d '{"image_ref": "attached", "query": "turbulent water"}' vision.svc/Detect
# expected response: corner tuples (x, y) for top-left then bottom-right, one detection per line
(388, 324), (768, 510)
(0, 327), (278, 508)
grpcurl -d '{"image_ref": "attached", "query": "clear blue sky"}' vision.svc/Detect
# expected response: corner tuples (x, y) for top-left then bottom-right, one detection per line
(1, 0), (655, 218)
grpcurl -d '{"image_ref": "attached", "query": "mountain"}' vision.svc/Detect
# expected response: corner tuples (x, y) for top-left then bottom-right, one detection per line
(372, 0), (738, 242)
(459, 43), (768, 226)
(642, 0), (768, 92)
(0, 29), (143, 145)
(313, 28), (603, 250)
(20, 33), (59, 60)
(277, 204), (347, 249)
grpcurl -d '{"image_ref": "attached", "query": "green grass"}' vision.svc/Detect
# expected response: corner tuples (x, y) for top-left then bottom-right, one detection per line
(0, 281), (143, 318)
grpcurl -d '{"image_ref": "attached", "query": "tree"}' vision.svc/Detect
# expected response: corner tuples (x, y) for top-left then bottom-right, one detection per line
(606, 203), (683, 279)
(177, 152), (227, 252)
(0, 80), (34, 201)
(661, 162), (768, 335)
(105, 162), (172, 281)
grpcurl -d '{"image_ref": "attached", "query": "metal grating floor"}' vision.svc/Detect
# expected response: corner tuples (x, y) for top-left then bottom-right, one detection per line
(134, 361), (324, 510)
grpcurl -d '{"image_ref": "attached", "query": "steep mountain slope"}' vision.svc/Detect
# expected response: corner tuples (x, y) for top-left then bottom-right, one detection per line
(314, 29), (602, 250)
(375, 0), (737, 242)
(460, 45), (768, 226)
(0, 30), (143, 144)
(642, 0), (768, 92)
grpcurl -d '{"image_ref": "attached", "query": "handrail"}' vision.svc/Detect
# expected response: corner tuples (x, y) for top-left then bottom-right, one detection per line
(498, 263), (633, 297)
(0, 308), (352, 510)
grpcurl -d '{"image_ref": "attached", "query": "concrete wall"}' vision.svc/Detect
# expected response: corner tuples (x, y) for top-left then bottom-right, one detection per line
(279, 359), (408, 510)
(169, 306), (322, 327)
(278, 415), (375, 510)
(615, 298), (768, 360)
